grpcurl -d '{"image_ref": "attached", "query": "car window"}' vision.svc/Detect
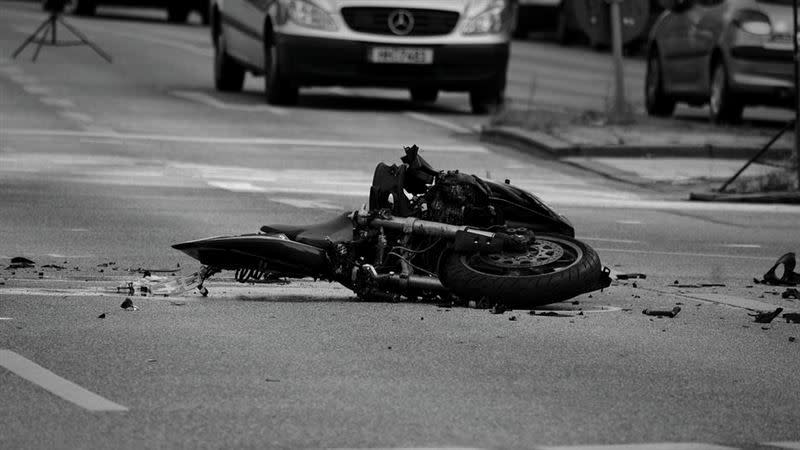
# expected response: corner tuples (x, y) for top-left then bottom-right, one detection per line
(756, 0), (794, 5)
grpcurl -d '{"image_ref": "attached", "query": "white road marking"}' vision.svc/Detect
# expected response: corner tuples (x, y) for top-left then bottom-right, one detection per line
(676, 293), (798, 313)
(0, 350), (128, 412)
(578, 237), (641, 244)
(404, 112), (473, 134)
(616, 220), (643, 225)
(46, 253), (94, 258)
(537, 444), (737, 450)
(0, 66), (23, 75)
(206, 181), (267, 193)
(171, 90), (289, 115)
(2, 128), (489, 153)
(9, 74), (38, 84)
(22, 84), (50, 95)
(40, 97), (76, 108)
(720, 244), (761, 248)
(271, 198), (341, 209)
(58, 111), (93, 123)
(596, 247), (775, 261)
(545, 197), (800, 214)
(0, 318), (13, 321)
(765, 442), (800, 450)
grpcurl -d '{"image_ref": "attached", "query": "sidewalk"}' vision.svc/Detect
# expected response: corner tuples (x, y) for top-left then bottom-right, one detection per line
(480, 108), (800, 203)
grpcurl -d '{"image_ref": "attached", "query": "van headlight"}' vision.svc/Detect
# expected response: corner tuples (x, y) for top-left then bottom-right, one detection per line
(286, 0), (338, 31)
(461, 0), (512, 35)
(733, 10), (772, 36)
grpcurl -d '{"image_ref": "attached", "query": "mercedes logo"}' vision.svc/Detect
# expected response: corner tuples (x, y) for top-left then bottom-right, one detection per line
(388, 9), (414, 36)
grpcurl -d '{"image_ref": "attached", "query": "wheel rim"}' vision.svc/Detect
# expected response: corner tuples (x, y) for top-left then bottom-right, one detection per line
(710, 66), (724, 116)
(461, 236), (583, 277)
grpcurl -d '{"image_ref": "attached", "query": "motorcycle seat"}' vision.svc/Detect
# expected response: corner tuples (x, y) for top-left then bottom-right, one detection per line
(260, 212), (353, 248)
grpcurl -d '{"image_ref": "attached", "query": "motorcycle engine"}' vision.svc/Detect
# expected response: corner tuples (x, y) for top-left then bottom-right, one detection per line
(421, 171), (497, 227)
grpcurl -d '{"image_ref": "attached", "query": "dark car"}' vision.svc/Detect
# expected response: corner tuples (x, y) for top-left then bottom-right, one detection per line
(645, 0), (796, 123)
(49, 0), (210, 24)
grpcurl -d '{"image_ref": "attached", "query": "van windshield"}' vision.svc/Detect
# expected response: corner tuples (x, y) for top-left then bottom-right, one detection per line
(757, 0), (794, 5)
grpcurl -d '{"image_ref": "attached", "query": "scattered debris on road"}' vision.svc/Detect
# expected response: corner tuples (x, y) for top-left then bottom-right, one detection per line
(783, 312), (800, 323)
(120, 298), (138, 311)
(530, 311), (573, 317)
(749, 307), (783, 323)
(6, 257), (35, 269)
(642, 306), (681, 318)
(41, 264), (65, 270)
(489, 304), (507, 314)
(758, 252), (800, 286)
(615, 273), (646, 280)
(782, 288), (799, 300)
(97, 313), (106, 319)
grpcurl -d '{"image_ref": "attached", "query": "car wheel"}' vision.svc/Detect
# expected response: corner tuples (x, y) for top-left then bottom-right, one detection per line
(410, 88), (439, 103)
(167, 4), (191, 23)
(709, 62), (743, 124)
(470, 85), (505, 115)
(644, 49), (675, 117)
(214, 31), (245, 92)
(264, 37), (298, 105)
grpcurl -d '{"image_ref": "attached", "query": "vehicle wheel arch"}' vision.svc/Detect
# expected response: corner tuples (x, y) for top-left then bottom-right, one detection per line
(211, 4), (221, 45)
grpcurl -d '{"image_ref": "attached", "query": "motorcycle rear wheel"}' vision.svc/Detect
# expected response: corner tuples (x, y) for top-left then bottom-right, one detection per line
(440, 233), (603, 308)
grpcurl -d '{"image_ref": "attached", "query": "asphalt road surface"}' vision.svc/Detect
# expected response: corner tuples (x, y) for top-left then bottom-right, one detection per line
(2, 2), (800, 449)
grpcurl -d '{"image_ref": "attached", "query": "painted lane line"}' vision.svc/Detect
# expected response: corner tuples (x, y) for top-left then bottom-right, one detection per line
(537, 444), (737, 450)
(0, 350), (128, 412)
(271, 198), (341, 210)
(40, 97), (76, 108)
(2, 129), (489, 153)
(578, 237), (642, 244)
(206, 181), (267, 193)
(58, 111), (94, 123)
(9, 74), (38, 84)
(596, 247), (775, 261)
(546, 197), (800, 213)
(720, 244), (761, 249)
(404, 112), (473, 134)
(171, 90), (288, 116)
(22, 85), (51, 95)
(616, 220), (643, 225)
(765, 442), (800, 450)
(0, 318), (13, 321)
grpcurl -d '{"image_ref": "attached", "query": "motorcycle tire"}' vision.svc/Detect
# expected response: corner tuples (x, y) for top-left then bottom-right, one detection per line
(439, 233), (604, 308)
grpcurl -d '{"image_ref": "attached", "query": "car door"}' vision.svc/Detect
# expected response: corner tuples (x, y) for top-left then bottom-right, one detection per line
(685, 0), (726, 95)
(654, 6), (694, 91)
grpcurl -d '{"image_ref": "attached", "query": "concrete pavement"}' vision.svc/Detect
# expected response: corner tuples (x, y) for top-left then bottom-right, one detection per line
(481, 110), (800, 203)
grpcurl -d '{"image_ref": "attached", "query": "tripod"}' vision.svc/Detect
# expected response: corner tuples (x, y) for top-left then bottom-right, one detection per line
(12, 11), (112, 63)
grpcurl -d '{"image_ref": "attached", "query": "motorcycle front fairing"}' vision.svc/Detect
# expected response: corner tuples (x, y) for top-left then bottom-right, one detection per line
(483, 179), (575, 237)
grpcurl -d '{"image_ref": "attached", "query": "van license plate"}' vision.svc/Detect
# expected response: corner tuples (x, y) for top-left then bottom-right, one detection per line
(369, 47), (433, 64)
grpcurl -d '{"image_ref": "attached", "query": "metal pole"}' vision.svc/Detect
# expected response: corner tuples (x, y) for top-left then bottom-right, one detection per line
(608, 0), (628, 123)
(794, 0), (800, 189)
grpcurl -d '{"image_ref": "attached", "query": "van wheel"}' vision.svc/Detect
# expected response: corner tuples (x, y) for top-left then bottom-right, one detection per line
(410, 88), (438, 103)
(469, 78), (505, 115)
(214, 31), (245, 92)
(709, 61), (743, 124)
(168, 3), (191, 23)
(264, 38), (298, 105)
(644, 49), (675, 117)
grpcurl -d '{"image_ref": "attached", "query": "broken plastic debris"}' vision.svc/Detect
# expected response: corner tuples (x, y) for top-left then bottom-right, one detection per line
(6, 257), (35, 269)
(782, 288), (799, 300)
(41, 264), (65, 270)
(642, 306), (681, 318)
(489, 304), (507, 314)
(615, 273), (647, 280)
(97, 313), (106, 319)
(759, 252), (800, 286)
(120, 298), (138, 311)
(121, 271), (206, 297)
(749, 307), (783, 324)
(530, 311), (573, 317)
(783, 312), (800, 324)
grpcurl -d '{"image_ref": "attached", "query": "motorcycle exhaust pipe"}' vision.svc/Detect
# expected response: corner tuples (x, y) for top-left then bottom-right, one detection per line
(367, 216), (508, 254)
(376, 273), (446, 292)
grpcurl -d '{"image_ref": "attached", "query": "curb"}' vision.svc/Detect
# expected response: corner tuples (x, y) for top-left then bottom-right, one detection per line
(689, 191), (800, 204)
(481, 125), (800, 204)
(481, 125), (795, 159)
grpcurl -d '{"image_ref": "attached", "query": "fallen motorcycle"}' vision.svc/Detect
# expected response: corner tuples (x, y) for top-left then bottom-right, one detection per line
(173, 146), (611, 308)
